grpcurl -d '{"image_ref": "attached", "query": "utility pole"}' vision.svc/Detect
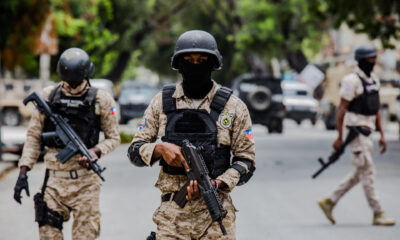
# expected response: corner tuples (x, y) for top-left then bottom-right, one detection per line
(35, 12), (58, 82)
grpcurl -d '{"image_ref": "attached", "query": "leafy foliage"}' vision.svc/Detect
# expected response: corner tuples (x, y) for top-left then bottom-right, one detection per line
(2, 0), (400, 84)
(326, 0), (400, 48)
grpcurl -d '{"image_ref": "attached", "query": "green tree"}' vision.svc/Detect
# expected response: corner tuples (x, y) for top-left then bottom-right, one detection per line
(141, 0), (329, 85)
(326, 0), (400, 48)
(0, 0), (51, 77)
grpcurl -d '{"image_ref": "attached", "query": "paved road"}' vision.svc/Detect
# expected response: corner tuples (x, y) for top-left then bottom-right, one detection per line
(1, 120), (399, 239)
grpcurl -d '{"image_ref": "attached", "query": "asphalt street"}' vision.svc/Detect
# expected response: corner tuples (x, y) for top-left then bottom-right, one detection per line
(0, 120), (399, 240)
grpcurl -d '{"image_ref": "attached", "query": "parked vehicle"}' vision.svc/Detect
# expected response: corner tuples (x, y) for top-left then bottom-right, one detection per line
(118, 81), (160, 124)
(231, 73), (285, 133)
(90, 79), (120, 121)
(282, 81), (319, 125)
(90, 79), (116, 99)
(0, 79), (54, 126)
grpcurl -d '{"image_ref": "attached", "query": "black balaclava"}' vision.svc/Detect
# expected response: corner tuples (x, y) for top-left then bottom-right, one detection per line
(179, 56), (214, 99)
(358, 58), (376, 77)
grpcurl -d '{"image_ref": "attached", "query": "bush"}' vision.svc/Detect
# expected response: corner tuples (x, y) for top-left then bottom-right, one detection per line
(120, 131), (134, 144)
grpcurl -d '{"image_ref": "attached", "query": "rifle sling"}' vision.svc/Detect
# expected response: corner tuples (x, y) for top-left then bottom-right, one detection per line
(41, 169), (50, 195)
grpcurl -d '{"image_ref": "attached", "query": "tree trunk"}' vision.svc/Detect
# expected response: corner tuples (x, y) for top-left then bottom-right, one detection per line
(285, 50), (308, 73)
(104, 51), (131, 83)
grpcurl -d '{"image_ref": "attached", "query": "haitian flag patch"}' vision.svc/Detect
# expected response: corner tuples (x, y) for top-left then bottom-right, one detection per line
(110, 107), (116, 115)
(246, 129), (254, 140)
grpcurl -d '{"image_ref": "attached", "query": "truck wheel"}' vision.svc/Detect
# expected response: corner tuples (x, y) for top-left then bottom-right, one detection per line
(311, 118), (317, 125)
(119, 116), (127, 125)
(2, 108), (21, 126)
(247, 86), (271, 111)
(268, 118), (283, 134)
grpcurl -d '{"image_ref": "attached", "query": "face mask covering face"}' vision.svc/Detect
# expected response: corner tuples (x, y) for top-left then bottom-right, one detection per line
(179, 57), (214, 99)
(358, 58), (376, 77)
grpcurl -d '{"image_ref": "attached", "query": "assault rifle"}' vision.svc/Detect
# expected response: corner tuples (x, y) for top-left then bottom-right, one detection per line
(23, 92), (106, 181)
(312, 126), (370, 179)
(180, 139), (228, 235)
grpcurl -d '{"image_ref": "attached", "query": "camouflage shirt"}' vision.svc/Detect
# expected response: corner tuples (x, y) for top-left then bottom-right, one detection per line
(131, 81), (255, 194)
(19, 80), (120, 170)
(340, 66), (380, 130)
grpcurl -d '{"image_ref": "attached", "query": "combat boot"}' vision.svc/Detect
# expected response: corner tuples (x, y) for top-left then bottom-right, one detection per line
(373, 212), (396, 226)
(318, 197), (336, 224)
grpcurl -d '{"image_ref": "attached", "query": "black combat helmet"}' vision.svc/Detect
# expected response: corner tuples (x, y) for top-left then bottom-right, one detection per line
(171, 30), (222, 70)
(57, 48), (94, 88)
(355, 45), (377, 61)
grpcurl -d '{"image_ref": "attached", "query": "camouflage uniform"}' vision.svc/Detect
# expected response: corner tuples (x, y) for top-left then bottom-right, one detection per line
(330, 66), (382, 213)
(19, 80), (120, 240)
(131, 81), (255, 239)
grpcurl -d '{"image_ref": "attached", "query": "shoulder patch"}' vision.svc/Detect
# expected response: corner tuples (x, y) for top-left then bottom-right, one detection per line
(246, 129), (254, 140)
(138, 117), (147, 130)
(110, 107), (116, 115)
(219, 112), (233, 129)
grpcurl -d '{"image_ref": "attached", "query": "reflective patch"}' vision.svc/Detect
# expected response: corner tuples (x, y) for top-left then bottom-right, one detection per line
(219, 113), (233, 129)
(246, 129), (254, 140)
(138, 117), (147, 130)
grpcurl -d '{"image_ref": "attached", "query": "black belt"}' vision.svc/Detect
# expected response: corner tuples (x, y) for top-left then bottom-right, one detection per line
(161, 192), (175, 202)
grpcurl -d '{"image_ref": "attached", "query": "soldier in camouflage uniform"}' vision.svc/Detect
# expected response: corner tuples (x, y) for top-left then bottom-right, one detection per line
(318, 45), (395, 226)
(13, 48), (120, 239)
(128, 30), (256, 239)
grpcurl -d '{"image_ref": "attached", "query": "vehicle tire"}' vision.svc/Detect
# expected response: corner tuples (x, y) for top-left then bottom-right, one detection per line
(311, 118), (317, 125)
(324, 119), (335, 130)
(275, 119), (283, 133)
(267, 118), (283, 134)
(2, 108), (21, 126)
(119, 116), (127, 125)
(246, 86), (271, 111)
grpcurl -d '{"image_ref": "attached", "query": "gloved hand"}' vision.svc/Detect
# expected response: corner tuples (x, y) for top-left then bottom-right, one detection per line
(14, 174), (30, 204)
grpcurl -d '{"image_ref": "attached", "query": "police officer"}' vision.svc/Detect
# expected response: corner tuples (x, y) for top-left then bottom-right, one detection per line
(13, 48), (120, 239)
(318, 45), (395, 226)
(128, 30), (256, 239)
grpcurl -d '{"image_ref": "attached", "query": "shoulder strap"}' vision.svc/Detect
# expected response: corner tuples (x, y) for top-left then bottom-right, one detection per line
(162, 84), (177, 114)
(48, 84), (62, 103)
(84, 87), (98, 105)
(210, 86), (233, 122)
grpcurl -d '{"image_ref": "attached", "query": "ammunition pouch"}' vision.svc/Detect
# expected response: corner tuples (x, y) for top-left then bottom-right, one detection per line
(34, 193), (63, 230)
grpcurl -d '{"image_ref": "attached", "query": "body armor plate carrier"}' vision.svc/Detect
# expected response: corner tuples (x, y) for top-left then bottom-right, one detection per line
(160, 85), (232, 179)
(348, 74), (380, 116)
(42, 84), (101, 149)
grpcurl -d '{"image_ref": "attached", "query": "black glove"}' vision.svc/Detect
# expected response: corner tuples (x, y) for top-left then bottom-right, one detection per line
(14, 174), (30, 204)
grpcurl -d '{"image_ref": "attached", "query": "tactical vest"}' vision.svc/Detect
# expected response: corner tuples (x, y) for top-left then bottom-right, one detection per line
(160, 85), (233, 179)
(348, 74), (380, 116)
(42, 84), (101, 149)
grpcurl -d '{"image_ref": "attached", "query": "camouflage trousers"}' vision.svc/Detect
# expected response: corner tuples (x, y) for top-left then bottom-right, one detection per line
(38, 172), (101, 240)
(330, 132), (383, 213)
(153, 191), (237, 239)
